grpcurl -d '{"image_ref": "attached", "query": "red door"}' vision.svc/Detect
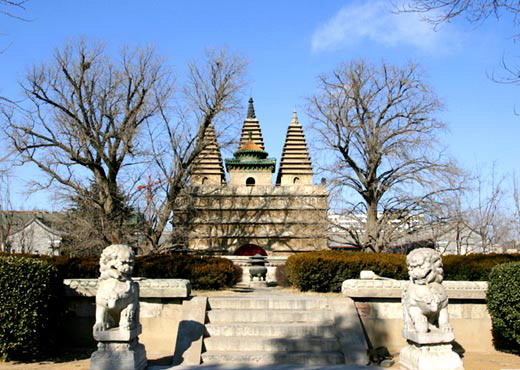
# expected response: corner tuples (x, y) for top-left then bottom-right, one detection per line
(233, 244), (268, 256)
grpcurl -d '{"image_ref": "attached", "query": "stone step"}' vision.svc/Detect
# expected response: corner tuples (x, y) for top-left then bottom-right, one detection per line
(206, 309), (334, 323)
(201, 350), (345, 366)
(205, 323), (337, 338)
(204, 336), (341, 352)
(207, 297), (330, 310)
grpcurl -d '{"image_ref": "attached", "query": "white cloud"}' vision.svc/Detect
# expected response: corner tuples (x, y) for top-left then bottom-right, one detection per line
(311, 1), (457, 53)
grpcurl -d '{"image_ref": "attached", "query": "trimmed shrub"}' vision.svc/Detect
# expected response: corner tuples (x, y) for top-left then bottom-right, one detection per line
(443, 253), (520, 281)
(0, 256), (61, 360)
(275, 265), (290, 287)
(0, 253), (241, 290)
(286, 251), (407, 292)
(486, 262), (520, 351)
(190, 257), (239, 290)
(285, 251), (520, 292)
(133, 254), (240, 290)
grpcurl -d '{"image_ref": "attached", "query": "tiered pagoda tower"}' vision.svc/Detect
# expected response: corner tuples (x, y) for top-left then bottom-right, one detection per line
(190, 124), (226, 185)
(177, 98), (329, 256)
(276, 112), (314, 186)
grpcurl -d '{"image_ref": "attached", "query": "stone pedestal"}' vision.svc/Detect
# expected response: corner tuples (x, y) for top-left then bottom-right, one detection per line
(90, 324), (148, 370)
(91, 326), (147, 370)
(400, 342), (463, 370)
(90, 338), (147, 370)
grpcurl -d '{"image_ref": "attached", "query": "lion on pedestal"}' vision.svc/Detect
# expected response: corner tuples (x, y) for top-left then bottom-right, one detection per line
(402, 248), (452, 337)
(93, 244), (140, 336)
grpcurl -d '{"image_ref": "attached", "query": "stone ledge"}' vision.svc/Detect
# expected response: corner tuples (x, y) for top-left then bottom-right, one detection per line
(342, 279), (488, 300)
(63, 278), (191, 298)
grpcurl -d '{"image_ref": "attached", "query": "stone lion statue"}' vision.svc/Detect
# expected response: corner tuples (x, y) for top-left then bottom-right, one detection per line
(93, 244), (139, 334)
(402, 248), (452, 335)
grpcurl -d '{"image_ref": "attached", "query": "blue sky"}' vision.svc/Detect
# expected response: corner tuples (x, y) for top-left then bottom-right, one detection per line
(1, 0), (520, 209)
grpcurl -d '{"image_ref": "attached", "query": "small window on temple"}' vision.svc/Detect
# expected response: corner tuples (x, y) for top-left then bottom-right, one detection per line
(201, 176), (208, 184)
(246, 177), (255, 186)
(293, 177), (300, 184)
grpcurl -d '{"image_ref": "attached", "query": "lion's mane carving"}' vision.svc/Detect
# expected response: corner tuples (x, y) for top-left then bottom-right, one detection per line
(402, 248), (452, 335)
(93, 244), (139, 334)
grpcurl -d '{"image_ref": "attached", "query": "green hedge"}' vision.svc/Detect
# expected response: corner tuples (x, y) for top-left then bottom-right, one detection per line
(443, 253), (520, 281)
(286, 251), (407, 292)
(134, 255), (241, 290)
(486, 262), (520, 350)
(0, 253), (240, 290)
(0, 256), (60, 360)
(285, 251), (520, 292)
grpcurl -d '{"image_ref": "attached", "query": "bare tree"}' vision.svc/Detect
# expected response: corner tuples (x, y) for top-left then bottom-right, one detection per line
(0, 175), (14, 252)
(465, 166), (510, 252)
(308, 60), (460, 253)
(0, 0), (29, 20)
(1, 40), (173, 247)
(0, 0), (30, 55)
(400, 0), (520, 27)
(141, 49), (247, 253)
(420, 184), (478, 254)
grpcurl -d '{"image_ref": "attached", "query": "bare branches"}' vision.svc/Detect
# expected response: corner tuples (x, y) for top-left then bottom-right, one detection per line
(1, 39), (173, 246)
(308, 59), (460, 252)
(138, 49), (247, 252)
(0, 0), (30, 21)
(399, 0), (520, 27)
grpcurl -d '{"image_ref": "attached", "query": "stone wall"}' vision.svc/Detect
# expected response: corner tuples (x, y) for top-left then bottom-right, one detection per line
(176, 185), (329, 255)
(62, 279), (191, 358)
(61, 277), (496, 358)
(342, 279), (492, 353)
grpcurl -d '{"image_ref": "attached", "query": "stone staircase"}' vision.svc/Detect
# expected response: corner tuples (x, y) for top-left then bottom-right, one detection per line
(201, 295), (346, 366)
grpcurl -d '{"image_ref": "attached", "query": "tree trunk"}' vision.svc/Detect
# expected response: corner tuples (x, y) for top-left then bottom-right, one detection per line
(365, 201), (380, 252)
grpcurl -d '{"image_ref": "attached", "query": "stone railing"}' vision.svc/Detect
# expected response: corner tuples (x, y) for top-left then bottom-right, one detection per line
(342, 279), (488, 299)
(63, 278), (191, 298)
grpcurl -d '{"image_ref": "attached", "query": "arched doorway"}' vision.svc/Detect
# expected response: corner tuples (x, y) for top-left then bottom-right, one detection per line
(233, 243), (267, 256)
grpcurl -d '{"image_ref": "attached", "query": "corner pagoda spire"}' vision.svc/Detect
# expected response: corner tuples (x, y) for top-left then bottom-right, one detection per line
(190, 124), (226, 185)
(276, 111), (314, 185)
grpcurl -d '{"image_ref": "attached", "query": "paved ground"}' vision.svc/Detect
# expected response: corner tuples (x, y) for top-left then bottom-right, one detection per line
(0, 350), (519, 370)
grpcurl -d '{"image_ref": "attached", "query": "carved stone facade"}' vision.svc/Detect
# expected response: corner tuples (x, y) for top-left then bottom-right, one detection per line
(179, 98), (328, 256)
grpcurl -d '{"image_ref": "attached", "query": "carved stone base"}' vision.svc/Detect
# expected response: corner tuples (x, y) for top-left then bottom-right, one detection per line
(403, 329), (455, 344)
(90, 339), (147, 370)
(249, 280), (268, 288)
(400, 343), (464, 370)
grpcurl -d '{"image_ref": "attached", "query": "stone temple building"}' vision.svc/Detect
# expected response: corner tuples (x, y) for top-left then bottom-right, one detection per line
(177, 98), (328, 256)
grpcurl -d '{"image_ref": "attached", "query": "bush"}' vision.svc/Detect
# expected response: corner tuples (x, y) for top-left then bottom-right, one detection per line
(443, 253), (520, 281)
(0, 256), (61, 360)
(286, 251), (407, 292)
(0, 253), (241, 290)
(133, 254), (240, 290)
(486, 262), (520, 351)
(285, 251), (520, 292)
(190, 257), (239, 290)
(275, 264), (290, 287)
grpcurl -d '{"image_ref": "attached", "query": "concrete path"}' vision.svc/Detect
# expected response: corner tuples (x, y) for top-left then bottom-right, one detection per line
(151, 365), (382, 369)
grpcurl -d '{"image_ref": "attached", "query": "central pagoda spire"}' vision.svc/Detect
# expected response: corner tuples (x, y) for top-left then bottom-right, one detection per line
(247, 97), (256, 119)
(239, 97), (265, 151)
(226, 98), (275, 186)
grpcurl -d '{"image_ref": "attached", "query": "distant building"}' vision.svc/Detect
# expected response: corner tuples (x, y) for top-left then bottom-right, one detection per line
(174, 98), (329, 256)
(0, 211), (64, 255)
